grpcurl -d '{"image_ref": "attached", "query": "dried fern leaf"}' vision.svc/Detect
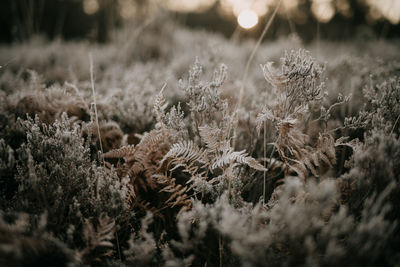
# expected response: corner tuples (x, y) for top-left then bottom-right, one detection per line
(212, 148), (267, 171)
(199, 125), (229, 151)
(82, 215), (115, 251)
(154, 84), (168, 128)
(102, 144), (136, 159)
(162, 140), (208, 165)
(97, 215), (115, 248)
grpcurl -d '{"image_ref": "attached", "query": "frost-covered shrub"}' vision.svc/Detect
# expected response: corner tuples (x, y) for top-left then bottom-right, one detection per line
(0, 139), (17, 207)
(0, 212), (78, 267)
(168, 177), (397, 267)
(363, 77), (400, 133)
(123, 213), (158, 266)
(4, 114), (131, 257)
(340, 130), (400, 221)
(0, 17), (400, 267)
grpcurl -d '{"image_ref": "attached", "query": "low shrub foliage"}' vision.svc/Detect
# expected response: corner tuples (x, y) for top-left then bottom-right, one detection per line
(1, 20), (400, 266)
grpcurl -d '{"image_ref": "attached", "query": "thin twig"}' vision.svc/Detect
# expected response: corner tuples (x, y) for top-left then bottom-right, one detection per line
(226, 165), (233, 202)
(89, 53), (104, 157)
(263, 121), (267, 203)
(316, 22), (320, 59)
(232, 0), (282, 150)
(227, 1), (281, 202)
(115, 231), (122, 261)
(230, 25), (241, 43)
(219, 236), (223, 267)
(89, 53), (105, 201)
(390, 114), (400, 136)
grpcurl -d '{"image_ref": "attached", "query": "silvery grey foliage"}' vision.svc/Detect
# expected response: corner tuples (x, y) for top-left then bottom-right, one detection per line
(0, 138), (16, 207)
(0, 212), (78, 267)
(364, 77), (400, 133)
(0, 113), (133, 265)
(168, 178), (397, 267)
(13, 114), (128, 227)
(0, 16), (399, 267)
(124, 213), (157, 266)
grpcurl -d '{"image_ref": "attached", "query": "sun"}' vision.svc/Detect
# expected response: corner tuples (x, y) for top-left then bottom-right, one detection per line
(237, 9), (259, 29)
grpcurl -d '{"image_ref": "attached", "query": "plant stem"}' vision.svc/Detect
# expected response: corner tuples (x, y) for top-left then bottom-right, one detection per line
(219, 236), (223, 267)
(263, 121), (267, 203)
(390, 114), (400, 136)
(90, 53), (105, 200)
(232, 0), (282, 150)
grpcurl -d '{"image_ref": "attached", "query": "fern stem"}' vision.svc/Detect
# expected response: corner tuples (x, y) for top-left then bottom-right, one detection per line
(227, 166), (233, 201)
(390, 114), (400, 136)
(115, 230), (122, 261)
(227, 178), (232, 201)
(219, 235), (223, 267)
(263, 121), (267, 203)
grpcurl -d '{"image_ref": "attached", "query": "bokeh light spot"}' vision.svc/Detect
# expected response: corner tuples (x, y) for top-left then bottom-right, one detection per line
(311, 1), (335, 23)
(163, 0), (216, 13)
(83, 0), (99, 15)
(366, 0), (400, 24)
(238, 9), (259, 29)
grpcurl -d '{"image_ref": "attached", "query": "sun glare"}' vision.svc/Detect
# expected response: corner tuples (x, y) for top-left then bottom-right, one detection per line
(163, 0), (216, 13)
(83, 0), (99, 15)
(238, 9), (259, 29)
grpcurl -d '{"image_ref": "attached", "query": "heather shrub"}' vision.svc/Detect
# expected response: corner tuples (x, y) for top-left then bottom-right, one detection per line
(0, 212), (78, 267)
(0, 18), (399, 266)
(0, 114), (134, 265)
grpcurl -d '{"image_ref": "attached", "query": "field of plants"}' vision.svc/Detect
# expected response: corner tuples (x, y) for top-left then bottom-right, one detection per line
(1, 15), (400, 266)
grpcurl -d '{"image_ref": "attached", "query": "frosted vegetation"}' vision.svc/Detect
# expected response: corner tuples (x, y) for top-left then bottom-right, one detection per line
(0, 16), (400, 266)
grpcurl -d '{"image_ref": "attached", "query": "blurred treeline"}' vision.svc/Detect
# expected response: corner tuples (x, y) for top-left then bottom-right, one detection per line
(0, 0), (121, 43)
(0, 0), (399, 43)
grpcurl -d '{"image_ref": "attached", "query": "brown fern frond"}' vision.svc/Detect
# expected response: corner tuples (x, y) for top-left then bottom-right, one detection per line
(102, 145), (136, 159)
(261, 62), (288, 88)
(245, 157), (269, 172)
(211, 148), (267, 171)
(165, 184), (188, 204)
(104, 126), (179, 219)
(97, 215), (116, 248)
(154, 84), (168, 129)
(289, 162), (307, 181)
(256, 107), (276, 134)
(302, 153), (318, 177)
(161, 140), (208, 166)
(79, 215), (115, 263)
(137, 129), (175, 151)
(199, 125), (230, 151)
(317, 134), (336, 165)
(154, 174), (192, 214)
(125, 183), (136, 206)
(284, 133), (339, 180)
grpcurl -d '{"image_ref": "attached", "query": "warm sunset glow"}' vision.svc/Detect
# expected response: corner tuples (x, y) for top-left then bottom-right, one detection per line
(238, 9), (259, 29)
(311, 0), (335, 23)
(220, 0), (270, 17)
(81, 0), (400, 26)
(162, 0), (216, 13)
(366, 0), (400, 24)
(83, 0), (99, 15)
(118, 0), (136, 19)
